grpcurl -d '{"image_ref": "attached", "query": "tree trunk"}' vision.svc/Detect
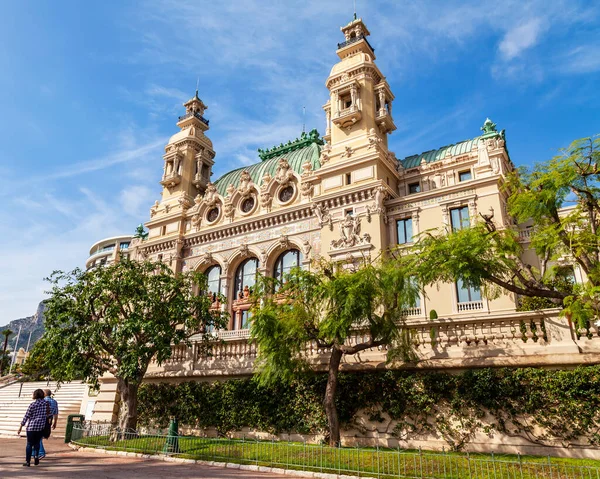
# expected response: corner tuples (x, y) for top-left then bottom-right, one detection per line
(117, 377), (140, 433)
(0, 334), (9, 375)
(324, 347), (343, 447)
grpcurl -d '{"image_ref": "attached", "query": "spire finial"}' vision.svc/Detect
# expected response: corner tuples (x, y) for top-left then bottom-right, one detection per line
(353, 0), (357, 19)
(302, 106), (306, 134)
(195, 77), (199, 98)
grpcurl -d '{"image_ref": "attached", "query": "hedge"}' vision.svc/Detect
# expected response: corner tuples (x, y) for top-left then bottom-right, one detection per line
(138, 366), (600, 450)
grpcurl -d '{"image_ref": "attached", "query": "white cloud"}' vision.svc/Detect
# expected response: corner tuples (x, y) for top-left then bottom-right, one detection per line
(120, 185), (156, 217)
(498, 18), (545, 60)
(561, 43), (600, 74)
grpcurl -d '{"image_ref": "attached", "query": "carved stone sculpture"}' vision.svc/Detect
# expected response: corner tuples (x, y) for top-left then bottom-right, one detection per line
(202, 183), (219, 207)
(331, 214), (371, 250)
(366, 185), (388, 221)
(275, 158), (294, 186)
(238, 170), (253, 195)
(311, 202), (331, 227)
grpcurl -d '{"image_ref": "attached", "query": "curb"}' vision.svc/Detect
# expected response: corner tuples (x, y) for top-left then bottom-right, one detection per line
(71, 444), (376, 479)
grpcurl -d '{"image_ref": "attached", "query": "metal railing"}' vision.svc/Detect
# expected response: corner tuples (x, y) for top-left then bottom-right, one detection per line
(337, 34), (375, 52)
(178, 111), (209, 126)
(71, 423), (600, 479)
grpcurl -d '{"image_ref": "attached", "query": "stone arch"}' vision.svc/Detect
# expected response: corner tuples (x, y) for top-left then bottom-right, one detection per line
(263, 236), (307, 275)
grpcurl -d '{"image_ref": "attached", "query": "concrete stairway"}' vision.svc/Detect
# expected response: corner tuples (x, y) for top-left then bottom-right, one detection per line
(0, 381), (88, 437)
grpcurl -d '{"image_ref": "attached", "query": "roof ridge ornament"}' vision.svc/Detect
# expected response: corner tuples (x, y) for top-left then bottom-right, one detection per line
(257, 128), (324, 161)
(481, 118), (497, 135)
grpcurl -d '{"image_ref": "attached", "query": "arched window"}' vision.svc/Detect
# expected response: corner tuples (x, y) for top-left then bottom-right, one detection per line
(204, 265), (222, 299)
(273, 249), (302, 283)
(234, 257), (258, 299)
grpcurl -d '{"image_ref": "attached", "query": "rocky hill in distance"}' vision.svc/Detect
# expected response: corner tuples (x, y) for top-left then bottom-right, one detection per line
(1, 301), (46, 353)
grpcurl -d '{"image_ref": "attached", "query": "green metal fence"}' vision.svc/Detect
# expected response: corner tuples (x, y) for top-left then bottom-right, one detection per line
(70, 423), (600, 479)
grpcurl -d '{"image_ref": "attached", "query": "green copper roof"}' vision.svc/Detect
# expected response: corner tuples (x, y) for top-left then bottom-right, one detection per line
(214, 138), (322, 196)
(400, 119), (505, 169)
(400, 137), (479, 169)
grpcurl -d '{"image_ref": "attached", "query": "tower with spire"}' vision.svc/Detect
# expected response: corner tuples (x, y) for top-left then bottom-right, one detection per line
(143, 89), (216, 271)
(318, 17), (400, 256)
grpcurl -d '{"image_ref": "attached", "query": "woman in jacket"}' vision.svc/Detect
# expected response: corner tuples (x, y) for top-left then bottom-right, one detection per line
(17, 388), (50, 466)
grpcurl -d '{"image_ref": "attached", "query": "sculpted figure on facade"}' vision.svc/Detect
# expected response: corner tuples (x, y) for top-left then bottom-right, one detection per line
(202, 183), (219, 207)
(275, 158), (294, 186)
(260, 172), (272, 192)
(311, 202), (332, 228)
(366, 185), (388, 221)
(238, 170), (254, 195)
(300, 161), (314, 198)
(331, 213), (371, 250)
(260, 191), (272, 212)
(223, 201), (234, 222)
(150, 200), (160, 217)
(226, 183), (235, 198)
(191, 212), (202, 230)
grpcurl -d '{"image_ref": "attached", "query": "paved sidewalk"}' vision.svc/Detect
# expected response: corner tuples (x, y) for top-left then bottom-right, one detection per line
(0, 437), (294, 478)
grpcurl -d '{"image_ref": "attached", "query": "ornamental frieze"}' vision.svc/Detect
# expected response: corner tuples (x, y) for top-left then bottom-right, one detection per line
(387, 188), (477, 214)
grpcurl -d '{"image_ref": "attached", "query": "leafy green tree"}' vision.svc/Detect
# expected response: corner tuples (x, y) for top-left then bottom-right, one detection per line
(0, 328), (13, 376)
(42, 259), (227, 431)
(21, 337), (54, 381)
(408, 135), (600, 326)
(249, 259), (419, 446)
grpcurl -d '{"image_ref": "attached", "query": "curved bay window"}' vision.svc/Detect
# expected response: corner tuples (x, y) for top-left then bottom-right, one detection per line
(233, 257), (258, 330)
(273, 249), (302, 285)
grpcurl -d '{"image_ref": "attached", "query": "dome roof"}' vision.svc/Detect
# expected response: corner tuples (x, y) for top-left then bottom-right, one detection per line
(214, 131), (323, 196)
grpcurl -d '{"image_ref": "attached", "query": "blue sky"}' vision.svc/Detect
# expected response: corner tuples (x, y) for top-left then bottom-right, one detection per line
(1, 0), (599, 320)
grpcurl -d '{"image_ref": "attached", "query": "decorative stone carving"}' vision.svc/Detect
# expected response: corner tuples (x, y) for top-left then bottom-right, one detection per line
(469, 199), (478, 226)
(238, 170), (254, 195)
(302, 240), (312, 256)
(320, 143), (332, 165)
(150, 200), (160, 217)
(311, 202), (332, 228)
(223, 201), (234, 222)
(259, 248), (268, 265)
(191, 212), (202, 230)
(238, 243), (249, 258)
(331, 214), (371, 250)
(178, 197), (192, 210)
(260, 191), (272, 212)
(342, 146), (354, 158)
(274, 158), (294, 186)
(368, 135), (382, 149)
(279, 234), (290, 250)
(202, 183), (219, 207)
(261, 172), (272, 191)
(226, 183), (235, 197)
(300, 161), (314, 198)
(366, 185), (388, 222)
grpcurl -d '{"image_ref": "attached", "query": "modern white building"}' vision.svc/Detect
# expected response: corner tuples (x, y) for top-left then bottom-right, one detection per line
(86, 236), (133, 270)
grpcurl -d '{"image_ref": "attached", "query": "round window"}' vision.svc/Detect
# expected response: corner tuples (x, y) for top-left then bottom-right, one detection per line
(279, 185), (294, 203)
(206, 207), (219, 222)
(241, 197), (255, 213)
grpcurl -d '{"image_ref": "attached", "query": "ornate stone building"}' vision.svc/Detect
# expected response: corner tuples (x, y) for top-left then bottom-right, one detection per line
(88, 19), (600, 453)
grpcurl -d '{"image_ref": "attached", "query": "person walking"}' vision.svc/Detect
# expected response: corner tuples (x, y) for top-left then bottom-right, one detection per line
(38, 389), (59, 459)
(17, 388), (51, 466)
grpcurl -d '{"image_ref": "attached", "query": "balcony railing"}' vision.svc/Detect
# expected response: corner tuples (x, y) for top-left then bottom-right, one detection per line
(457, 301), (484, 312)
(178, 111), (209, 126)
(337, 34), (375, 52)
(401, 307), (422, 317)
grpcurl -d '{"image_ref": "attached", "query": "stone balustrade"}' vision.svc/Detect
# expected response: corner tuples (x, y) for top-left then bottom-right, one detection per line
(145, 309), (600, 379)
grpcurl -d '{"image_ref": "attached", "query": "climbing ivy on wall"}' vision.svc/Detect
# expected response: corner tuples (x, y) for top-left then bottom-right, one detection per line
(138, 366), (600, 450)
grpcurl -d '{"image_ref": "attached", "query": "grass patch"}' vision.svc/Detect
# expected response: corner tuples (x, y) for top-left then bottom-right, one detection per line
(74, 434), (600, 479)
